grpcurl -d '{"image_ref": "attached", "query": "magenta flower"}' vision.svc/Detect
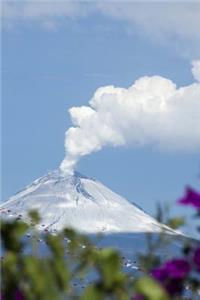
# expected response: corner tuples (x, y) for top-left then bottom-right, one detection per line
(178, 187), (200, 209)
(152, 270), (184, 296)
(15, 290), (25, 300)
(151, 268), (168, 282)
(0, 290), (24, 300)
(193, 247), (200, 272)
(151, 259), (190, 296)
(152, 259), (190, 281)
(164, 259), (191, 279)
(165, 278), (183, 296)
(132, 295), (144, 300)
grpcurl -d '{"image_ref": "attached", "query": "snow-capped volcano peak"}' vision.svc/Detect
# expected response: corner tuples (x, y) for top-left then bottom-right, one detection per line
(1, 170), (168, 234)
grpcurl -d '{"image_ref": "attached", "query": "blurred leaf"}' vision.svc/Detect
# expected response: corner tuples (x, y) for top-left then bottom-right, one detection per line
(134, 276), (170, 300)
(46, 234), (64, 257)
(189, 277), (200, 292)
(80, 285), (103, 300)
(182, 243), (192, 256)
(97, 248), (122, 288)
(138, 254), (160, 271)
(167, 217), (185, 229)
(156, 203), (163, 223)
(1, 220), (28, 252)
(28, 210), (40, 224)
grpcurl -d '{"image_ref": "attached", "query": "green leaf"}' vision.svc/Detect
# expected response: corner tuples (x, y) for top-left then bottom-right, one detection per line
(134, 276), (170, 300)
(97, 248), (122, 288)
(167, 217), (185, 229)
(46, 234), (65, 257)
(28, 210), (41, 224)
(80, 285), (103, 300)
(1, 220), (28, 252)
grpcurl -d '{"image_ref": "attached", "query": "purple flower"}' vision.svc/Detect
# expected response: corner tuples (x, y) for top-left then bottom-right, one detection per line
(152, 259), (190, 281)
(193, 247), (200, 272)
(165, 278), (183, 296)
(0, 290), (24, 300)
(152, 267), (185, 296)
(15, 290), (25, 300)
(178, 187), (200, 209)
(132, 295), (144, 300)
(151, 267), (168, 282)
(151, 259), (190, 296)
(164, 259), (191, 279)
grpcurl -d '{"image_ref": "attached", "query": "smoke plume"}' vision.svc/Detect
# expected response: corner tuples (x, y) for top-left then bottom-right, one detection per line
(60, 61), (200, 175)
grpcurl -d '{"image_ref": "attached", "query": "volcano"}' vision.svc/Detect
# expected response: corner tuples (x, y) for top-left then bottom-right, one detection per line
(1, 170), (174, 234)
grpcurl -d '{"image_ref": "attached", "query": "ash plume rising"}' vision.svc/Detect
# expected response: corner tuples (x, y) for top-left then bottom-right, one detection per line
(60, 60), (200, 175)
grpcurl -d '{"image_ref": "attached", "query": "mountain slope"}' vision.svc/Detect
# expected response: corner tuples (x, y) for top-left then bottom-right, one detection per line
(1, 170), (171, 234)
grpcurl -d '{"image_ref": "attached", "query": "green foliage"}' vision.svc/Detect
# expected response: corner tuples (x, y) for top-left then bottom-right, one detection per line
(28, 210), (40, 225)
(167, 217), (185, 229)
(81, 285), (104, 300)
(1, 220), (28, 252)
(1, 218), (132, 300)
(134, 277), (169, 300)
(1, 205), (199, 300)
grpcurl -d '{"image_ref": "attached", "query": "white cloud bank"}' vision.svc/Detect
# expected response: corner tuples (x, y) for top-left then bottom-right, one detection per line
(98, 2), (200, 41)
(1, 1), (90, 30)
(60, 60), (200, 175)
(192, 60), (200, 82)
(2, 1), (200, 43)
(2, 1), (199, 55)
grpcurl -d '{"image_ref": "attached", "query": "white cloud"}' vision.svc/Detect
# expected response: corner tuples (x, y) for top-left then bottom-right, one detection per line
(1, 1), (90, 28)
(2, 1), (200, 55)
(97, 2), (200, 40)
(97, 1), (200, 56)
(60, 60), (200, 174)
(192, 60), (200, 82)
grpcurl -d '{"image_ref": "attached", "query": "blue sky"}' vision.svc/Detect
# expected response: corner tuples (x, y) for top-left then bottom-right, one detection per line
(2, 1), (200, 233)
